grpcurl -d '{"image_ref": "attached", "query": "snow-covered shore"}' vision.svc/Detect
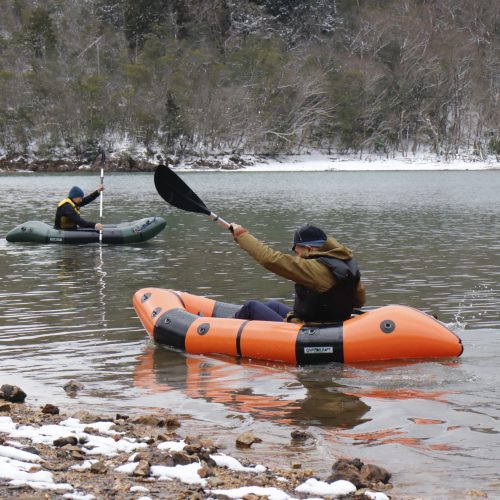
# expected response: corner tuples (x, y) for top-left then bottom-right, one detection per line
(223, 153), (500, 172)
(1, 152), (498, 174)
(0, 399), (392, 500)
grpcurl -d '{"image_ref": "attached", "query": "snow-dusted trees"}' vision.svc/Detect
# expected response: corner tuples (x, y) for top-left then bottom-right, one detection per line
(327, 0), (500, 157)
(0, 0), (498, 159)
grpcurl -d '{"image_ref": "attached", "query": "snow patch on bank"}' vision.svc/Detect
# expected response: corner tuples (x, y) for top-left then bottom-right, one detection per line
(242, 153), (499, 172)
(0, 414), (389, 499)
(209, 485), (301, 499)
(295, 477), (357, 496)
(208, 478), (364, 500)
(211, 453), (267, 473)
(166, 152), (499, 172)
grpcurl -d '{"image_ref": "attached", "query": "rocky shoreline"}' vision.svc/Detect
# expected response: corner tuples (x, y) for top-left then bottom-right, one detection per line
(0, 154), (256, 173)
(1, 384), (397, 500)
(1, 152), (498, 174)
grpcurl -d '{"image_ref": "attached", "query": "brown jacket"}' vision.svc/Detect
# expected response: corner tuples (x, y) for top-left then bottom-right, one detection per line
(234, 231), (366, 308)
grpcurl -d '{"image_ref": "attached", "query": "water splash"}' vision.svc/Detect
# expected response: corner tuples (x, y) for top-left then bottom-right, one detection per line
(453, 283), (496, 329)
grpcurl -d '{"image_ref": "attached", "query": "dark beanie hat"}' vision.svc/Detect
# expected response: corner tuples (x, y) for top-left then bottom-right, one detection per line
(292, 224), (327, 250)
(68, 186), (84, 199)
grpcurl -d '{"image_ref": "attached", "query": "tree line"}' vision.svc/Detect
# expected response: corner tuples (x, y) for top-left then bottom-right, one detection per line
(0, 0), (499, 163)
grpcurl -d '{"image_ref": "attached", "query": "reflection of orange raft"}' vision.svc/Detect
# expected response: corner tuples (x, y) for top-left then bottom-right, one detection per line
(133, 288), (463, 364)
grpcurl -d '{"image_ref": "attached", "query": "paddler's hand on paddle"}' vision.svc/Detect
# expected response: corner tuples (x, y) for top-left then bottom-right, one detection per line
(229, 223), (248, 237)
(95, 223), (104, 231)
(96, 184), (104, 193)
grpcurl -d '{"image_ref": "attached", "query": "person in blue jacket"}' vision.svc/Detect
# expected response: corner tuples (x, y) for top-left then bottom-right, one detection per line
(54, 185), (104, 231)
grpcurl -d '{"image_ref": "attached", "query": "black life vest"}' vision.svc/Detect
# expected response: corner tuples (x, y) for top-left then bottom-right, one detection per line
(55, 197), (80, 230)
(293, 256), (361, 323)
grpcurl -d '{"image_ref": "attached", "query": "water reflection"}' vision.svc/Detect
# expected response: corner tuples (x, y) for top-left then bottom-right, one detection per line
(96, 245), (107, 327)
(134, 347), (370, 429)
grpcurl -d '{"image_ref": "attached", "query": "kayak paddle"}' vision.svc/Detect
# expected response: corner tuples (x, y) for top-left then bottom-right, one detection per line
(154, 163), (230, 229)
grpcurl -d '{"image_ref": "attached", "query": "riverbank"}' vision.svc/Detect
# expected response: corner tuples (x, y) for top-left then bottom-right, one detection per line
(241, 153), (500, 172)
(0, 152), (499, 173)
(1, 386), (395, 500)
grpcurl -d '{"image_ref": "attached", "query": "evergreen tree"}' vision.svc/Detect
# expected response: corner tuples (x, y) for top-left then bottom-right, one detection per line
(22, 7), (57, 59)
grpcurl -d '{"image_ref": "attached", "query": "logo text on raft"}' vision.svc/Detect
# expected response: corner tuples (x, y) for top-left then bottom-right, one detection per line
(304, 346), (334, 354)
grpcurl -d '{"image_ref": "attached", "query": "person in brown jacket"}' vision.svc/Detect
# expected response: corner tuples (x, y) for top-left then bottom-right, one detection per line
(229, 223), (366, 323)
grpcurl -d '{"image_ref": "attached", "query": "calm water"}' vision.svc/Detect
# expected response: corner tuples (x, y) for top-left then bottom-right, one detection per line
(1, 170), (499, 498)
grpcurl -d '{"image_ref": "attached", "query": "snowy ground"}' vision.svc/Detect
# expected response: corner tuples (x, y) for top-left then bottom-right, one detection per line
(233, 153), (500, 172)
(0, 407), (391, 500)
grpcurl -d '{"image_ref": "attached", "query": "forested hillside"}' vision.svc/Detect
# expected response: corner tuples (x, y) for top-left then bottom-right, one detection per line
(0, 0), (499, 164)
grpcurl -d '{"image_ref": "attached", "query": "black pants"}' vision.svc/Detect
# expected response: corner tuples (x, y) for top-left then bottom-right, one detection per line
(234, 300), (292, 322)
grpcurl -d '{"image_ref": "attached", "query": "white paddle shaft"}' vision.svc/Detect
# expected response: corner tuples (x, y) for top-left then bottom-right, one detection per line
(99, 165), (104, 243)
(99, 167), (104, 219)
(209, 212), (230, 229)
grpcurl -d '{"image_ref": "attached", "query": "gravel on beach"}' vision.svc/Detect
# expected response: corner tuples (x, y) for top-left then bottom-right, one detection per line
(0, 384), (396, 500)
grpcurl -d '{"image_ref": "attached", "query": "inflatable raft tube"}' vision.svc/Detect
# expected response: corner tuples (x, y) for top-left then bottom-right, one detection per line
(133, 288), (463, 364)
(6, 217), (166, 244)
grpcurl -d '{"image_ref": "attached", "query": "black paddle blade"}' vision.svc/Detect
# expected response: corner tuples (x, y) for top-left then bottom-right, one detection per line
(154, 164), (211, 216)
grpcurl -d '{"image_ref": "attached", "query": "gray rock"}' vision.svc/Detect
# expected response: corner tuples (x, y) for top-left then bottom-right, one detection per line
(133, 459), (150, 477)
(328, 457), (391, 488)
(90, 460), (108, 474)
(291, 429), (313, 441)
(1, 384), (27, 403)
(172, 451), (192, 465)
(63, 380), (84, 393)
(53, 436), (78, 447)
(360, 463), (391, 484)
(328, 457), (365, 488)
(42, 403), (60, 415)
(0, 402), (11, 412)
(236, 431), (262, 448)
